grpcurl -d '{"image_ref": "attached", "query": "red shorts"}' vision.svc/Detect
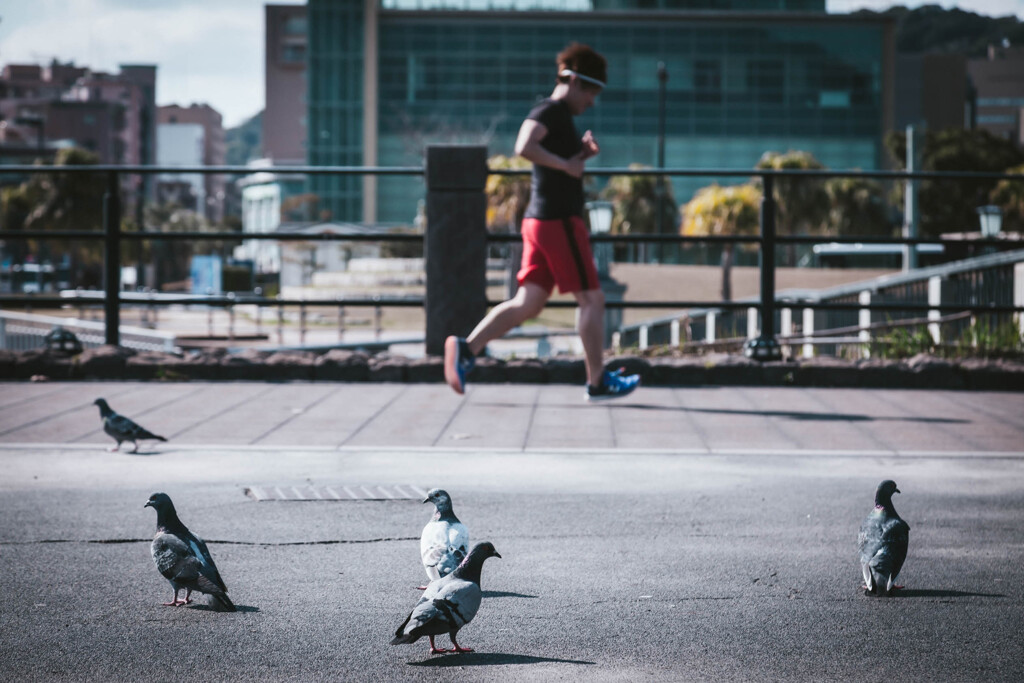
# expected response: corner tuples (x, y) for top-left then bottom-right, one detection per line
(517, 216), (600, 295)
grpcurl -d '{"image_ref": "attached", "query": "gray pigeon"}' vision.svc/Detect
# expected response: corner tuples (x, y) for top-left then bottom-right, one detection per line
(392, 542), (501, 654)
(858, 480), (910, 596)
(145, 492), (236, 611)
(419, 489), (469, 589)
(94, 398), (166, 452)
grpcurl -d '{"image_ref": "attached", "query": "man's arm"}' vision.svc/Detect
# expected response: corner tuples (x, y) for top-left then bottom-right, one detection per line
(514, 119), (586, 179)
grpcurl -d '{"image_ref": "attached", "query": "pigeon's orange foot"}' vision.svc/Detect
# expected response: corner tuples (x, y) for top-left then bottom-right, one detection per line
(429, 647), (448, 655)
(892, 585), (904, 590)
(414, 585), (428, 590)
(108, 446), (119, 452)
(451, 645), (474, 653)
(162, 599), (188, 606)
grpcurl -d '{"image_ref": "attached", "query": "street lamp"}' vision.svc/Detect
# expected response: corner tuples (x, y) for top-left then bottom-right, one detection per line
(977, 205), (1002, 237)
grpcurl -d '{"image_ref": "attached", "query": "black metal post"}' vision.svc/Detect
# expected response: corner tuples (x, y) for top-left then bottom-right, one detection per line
(103, 171), (121, 346)
(656, 62), (667, 237)
(744, 174), (782, 361)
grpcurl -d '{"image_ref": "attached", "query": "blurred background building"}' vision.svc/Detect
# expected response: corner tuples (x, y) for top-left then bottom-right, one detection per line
(292, 0), (894, 224)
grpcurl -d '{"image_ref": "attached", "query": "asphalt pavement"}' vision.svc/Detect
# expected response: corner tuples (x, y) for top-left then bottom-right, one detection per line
(1, 381), (1022, 681)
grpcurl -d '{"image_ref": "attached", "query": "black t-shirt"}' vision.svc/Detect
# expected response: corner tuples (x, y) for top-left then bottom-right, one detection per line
(523, 98), (584, 220)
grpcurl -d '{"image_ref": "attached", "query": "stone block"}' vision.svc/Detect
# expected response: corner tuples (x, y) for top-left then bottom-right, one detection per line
(264, 351), (316, 381)
(76, 345), (136, 378)
(406, 357), (444, 383)
(505, 358), (547, 384)
(314, 350), (370, 382)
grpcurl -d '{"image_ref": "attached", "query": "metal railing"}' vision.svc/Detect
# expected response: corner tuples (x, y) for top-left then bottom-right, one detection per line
(1, 162), (1022, 359)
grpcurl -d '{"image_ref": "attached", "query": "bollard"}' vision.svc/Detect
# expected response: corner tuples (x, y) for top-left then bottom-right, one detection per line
(423, 145), (488, 356)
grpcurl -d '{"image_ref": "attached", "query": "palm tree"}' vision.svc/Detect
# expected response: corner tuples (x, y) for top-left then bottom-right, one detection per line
(991, 163), (1024, 233)
(755, 151), (829, 265)
(824, 176), (893, 237)
(681, 183), (761, 302)
(486, 154), (531, 298)
(601, 164), (678, 263)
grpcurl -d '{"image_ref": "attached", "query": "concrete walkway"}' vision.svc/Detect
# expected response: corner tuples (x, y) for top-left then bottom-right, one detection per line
(2, 382), (1023, 681)
(1, 382), (1022, 454)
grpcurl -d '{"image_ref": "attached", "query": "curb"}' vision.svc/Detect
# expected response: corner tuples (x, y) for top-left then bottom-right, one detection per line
(0, 346), (1021, 391)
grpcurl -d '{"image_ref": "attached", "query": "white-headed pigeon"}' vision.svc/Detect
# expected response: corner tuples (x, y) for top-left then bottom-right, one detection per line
(392, 541), (500, 654)
(858, 479), (910, 596)
(418, 488), (469, 589)
(145, 492), (235, 611)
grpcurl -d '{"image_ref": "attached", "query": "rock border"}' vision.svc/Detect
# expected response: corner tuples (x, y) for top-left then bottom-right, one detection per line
(1, 346), (1021, 391)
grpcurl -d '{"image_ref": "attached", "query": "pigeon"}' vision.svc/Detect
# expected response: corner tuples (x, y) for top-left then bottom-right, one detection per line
(94, 398), (166, 452)
(419, 488), (469, 589)
(392, 542), (501, 654)
(144, 492), (236, 611)
(858, 479), (910, 596)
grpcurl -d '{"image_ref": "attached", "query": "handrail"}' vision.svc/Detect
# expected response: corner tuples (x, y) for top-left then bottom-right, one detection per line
(2, 162), (1022, 356)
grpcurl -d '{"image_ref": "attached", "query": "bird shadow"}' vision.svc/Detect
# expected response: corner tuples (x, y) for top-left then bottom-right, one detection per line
(409, 652), (595, 667)
(481, 590), (538, 599)
(124, 449), (163, 457)
(187, 603), (260, 613)
(889, 588), (1006, 599)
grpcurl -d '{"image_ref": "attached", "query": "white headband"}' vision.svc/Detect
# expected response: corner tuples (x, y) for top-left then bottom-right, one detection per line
(560, 69), (605, 89)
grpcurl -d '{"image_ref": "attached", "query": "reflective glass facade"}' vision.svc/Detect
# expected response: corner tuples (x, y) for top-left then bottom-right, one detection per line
(307, 1), (892, 223)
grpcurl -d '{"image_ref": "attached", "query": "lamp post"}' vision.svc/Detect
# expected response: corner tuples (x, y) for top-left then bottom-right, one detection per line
(587, 200), (624, 348)
(977, 205), (1002, 237)
(656, 62), (668, 240)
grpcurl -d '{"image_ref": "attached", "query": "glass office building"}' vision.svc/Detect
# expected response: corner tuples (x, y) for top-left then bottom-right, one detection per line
(307, 0), (894, 223)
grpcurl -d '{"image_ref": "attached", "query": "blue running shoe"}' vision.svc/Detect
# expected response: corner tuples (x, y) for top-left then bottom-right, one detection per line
(585, 367), (640, 402)
(444, 335), (475, 395)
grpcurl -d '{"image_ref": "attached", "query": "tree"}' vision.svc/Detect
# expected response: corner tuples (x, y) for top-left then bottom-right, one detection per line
(681, 183), (761, 302)
(990, 163), (1024, 233)
(600, 164), (678, 262)
(485, 154), (531, 232)
(486, 154), (532, 298)
(0, 147), (105, 284)
(755, 151), (829, 265)
(887, 128), (1024, 236)
(823, 176), (894, 237)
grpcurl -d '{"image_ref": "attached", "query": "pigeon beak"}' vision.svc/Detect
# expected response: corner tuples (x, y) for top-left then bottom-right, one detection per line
(895, 488), (901, 494)
(144, 501), (154, 508)
(422, 497), (430, 504)
(493, 551), (502, 559)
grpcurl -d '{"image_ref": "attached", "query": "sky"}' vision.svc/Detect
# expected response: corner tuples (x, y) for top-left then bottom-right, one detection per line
(0, 0), (1022, 130)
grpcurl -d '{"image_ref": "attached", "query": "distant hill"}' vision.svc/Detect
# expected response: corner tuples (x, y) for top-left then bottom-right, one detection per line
(852, 4), (1024, 56)
(225, 110), (262, 166)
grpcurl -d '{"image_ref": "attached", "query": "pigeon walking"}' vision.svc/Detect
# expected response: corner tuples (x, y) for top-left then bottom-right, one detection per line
(145, 492), (236, 611)
(94, 398), (166, 452)
(392, 542), (501, 654)
(858, 480), (910, 596)
(419, 489), (469, 589)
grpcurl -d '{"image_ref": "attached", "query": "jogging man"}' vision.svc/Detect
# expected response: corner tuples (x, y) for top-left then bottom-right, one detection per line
(444, 42), (640, 402)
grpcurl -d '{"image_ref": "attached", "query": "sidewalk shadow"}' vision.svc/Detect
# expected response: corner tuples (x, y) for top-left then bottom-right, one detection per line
(482, 590), (537, 599)
(409, 652), (594, 667)
(891, 588), (1005, 599)
(583, 403), (969, 424)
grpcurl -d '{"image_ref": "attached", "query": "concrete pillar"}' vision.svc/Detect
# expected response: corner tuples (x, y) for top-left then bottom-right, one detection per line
(802, 307), (814, 358)
(858, 290), (872, 358)
(424, 145), (489, 356)
(670, 319), (680, 347)
(747, 306), (758, 339)
(639, 325), (649, 350)
(928, 275), (942, 344)
(706, 311), (716, 343)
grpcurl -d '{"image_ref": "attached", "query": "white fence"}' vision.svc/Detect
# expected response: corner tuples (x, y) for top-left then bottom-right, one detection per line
(0, 310), (178, 353)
